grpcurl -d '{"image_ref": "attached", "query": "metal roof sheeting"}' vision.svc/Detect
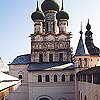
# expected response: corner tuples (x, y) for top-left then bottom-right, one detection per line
(75, 35), (86, 56)
(27, 63), (75, 71)
(11, 54), (31, 65)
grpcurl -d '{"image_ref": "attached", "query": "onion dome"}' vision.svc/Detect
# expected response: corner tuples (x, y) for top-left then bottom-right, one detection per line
(56, 0), (69, 20)
(41, 0), (59, 12)
(31, 1), (44, 22)
(86, 19), (91, 31)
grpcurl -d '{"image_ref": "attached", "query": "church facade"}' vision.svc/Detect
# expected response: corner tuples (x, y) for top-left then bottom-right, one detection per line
(7, 0), (76, 100)
(6, 0), (100, 100)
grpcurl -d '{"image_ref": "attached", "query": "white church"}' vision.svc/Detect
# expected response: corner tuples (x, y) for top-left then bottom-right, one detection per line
(6, 0), (100, 100)
(7, 0), (76, 100)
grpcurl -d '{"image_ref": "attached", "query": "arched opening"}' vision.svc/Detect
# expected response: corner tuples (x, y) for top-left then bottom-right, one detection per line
(94, 95), (98, 100)
(62, 74), (65, 82)
(54, 75), (57, 82)
(49, 54), (53, 62)
(84, 58), (88, 67)
(84, 95), (87, 100)
(81, 93), (82, 100)
(79, 91), (80, 100)
(37, 95), (53, 100)
(19, 75), (22, 79)
(39, 98), (49, 100)
(59, 53), (63, 62)
(79, 58), (82, 67)
(38, 75), (42, 82)
(39, 54), (43, 63)
(70, 74), (75, 81)
(45, 75), (50, 82)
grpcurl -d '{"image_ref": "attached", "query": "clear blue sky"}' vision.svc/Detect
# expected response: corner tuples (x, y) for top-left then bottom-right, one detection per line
(0, 0), (100, 63)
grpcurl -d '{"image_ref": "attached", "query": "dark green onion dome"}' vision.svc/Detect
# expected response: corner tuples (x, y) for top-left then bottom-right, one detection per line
(56, 10), (69, 20)
(56, 0), (69, 20)
(31, 1), (44, 22)
(41, 0), (59, 12)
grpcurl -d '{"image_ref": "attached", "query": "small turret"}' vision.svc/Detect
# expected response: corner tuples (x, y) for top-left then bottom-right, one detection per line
(56, 0), (69, 20)
(31, 1), (44, 22)
(56, 0), (69, 33)
(31, 1), (44, 34)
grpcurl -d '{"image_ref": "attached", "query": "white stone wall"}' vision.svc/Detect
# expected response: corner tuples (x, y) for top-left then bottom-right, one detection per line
(28, 70), (76, 100)
(7, 64), (29, 100)
(6, 83), (29, 100)
(77, 82), (100, 100)
(9, 64), (29, 83)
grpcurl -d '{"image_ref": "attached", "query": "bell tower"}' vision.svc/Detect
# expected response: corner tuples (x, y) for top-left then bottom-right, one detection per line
(30, 0), (73, 63)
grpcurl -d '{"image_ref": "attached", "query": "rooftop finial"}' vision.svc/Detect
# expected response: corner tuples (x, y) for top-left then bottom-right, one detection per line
(86, 19), (91, 31)
(88, 19), (89, 23)
(36, 0), (39, 11)
(61, 0), (64, 10)
(80, 22), (83, 35)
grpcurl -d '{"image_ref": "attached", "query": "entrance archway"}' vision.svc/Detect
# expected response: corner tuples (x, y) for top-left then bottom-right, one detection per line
(36, 95), (53, 100)
(39, 98), (49, 100)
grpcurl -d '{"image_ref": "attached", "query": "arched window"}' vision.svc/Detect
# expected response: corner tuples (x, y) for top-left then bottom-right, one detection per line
(53, 22), (55, 32)
(39, 54), (43, 63)
(79, 58), (82, 67)
(81, 93), (82, 100)
(45, 75), (50, 82)
(46, 22), (48, 32)
(49, 54), (53, 62)
(79, 91), (80, 100)
(94, 95), (98, 100)
(83, 74), (86, 82)
(38, 75), (42, 82)
(59, 53), (63, 62)
(84, 58), (88, 67)
(84, 95), (87, 100)
(19, 75), (22, 79)
(70, 74), (75, 81)
(39, 98), (49, 100)
(62, 74), (65, 82)
(54, 75), (57, 82)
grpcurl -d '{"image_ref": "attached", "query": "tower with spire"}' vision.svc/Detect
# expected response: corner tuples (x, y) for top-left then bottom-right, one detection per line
(75, 22), (85, 56)
(75, 22), (88, 69)
(75, 20), (100, 70)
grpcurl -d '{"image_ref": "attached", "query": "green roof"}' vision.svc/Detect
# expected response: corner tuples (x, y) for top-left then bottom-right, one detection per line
(41, 0), (59, 12)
